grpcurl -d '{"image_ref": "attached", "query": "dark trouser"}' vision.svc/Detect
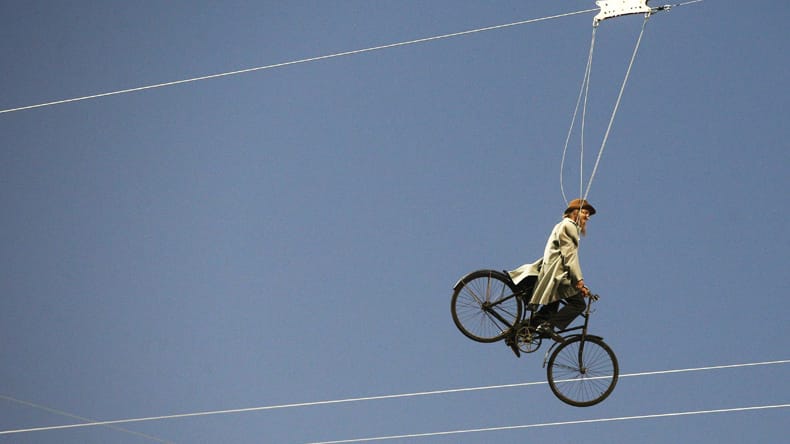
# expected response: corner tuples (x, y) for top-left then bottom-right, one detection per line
(533, 293), (586, 331)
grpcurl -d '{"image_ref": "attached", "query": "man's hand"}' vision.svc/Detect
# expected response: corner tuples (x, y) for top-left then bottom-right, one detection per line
(576, 279), (591, 296)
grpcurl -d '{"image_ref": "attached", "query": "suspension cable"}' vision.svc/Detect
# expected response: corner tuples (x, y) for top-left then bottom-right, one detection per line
(561, 12), (650, 206)
(307, 404), (790, 444)
(0, 8), (597, 115)
(571, 0), (707, 204)
(560, 26), (597, 205)
(1, 359), (786, 436)
(0, 395), (174, 444)
(581, 13), (650, 204)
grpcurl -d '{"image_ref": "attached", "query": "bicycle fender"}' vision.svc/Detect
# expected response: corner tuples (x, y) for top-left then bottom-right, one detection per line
(542, 334), (606, 368)
(452, 269), (507, 291)
(452, 277), (465, 291)
(563, 334), (605, 342)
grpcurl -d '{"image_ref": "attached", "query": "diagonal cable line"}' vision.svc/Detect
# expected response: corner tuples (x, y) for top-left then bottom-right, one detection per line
(0, 359), (786, 436)
(0, 395), (174, 443)
(306, 404), (790, 444)
(0, 8), (596, 115)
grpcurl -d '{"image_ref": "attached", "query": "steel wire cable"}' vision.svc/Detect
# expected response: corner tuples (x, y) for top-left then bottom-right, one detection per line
(307, 404), (790, 444)
(0, 8), (597, 115)
(1, 359), (786, 436)
(0, 395), (174, 443)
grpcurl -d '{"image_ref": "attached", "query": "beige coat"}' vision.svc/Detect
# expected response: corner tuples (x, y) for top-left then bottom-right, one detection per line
(508, 217), (583, 306)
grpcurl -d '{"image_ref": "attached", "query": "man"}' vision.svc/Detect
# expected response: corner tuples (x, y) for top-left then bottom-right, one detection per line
(508, 198), (595, 351)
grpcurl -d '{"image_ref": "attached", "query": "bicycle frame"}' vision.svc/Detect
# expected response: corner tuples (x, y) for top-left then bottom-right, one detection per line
(480, 291), (523, 330)
(541, 294), (599, 367)
(461, 272), (532, 334)
(453, 272), (618, 406)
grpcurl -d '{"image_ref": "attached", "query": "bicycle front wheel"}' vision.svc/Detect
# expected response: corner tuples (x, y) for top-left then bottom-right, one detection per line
(547, 336), (618, 407)
(451, 270), (522, 343)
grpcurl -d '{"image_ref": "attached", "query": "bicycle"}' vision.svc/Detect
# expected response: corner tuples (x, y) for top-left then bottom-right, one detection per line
(451, 269), (619, 407)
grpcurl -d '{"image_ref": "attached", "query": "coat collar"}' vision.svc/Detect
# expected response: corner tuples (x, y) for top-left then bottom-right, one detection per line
(562, 216), (582, 236)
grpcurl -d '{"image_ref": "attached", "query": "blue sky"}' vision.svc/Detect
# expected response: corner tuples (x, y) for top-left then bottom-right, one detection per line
(1, 1), (788, 443)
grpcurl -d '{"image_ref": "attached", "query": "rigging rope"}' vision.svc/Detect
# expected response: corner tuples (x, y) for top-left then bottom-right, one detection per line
(0, 8), (597, 115)
(1, 359), (786, 436)
(307, 404), (790, 444)
(0, 395), (174, 444)
(560, 26), (597, 204)
(0, 2), (704, 118)
(563, 0), (708, 205)
(582, 13), (650, 204)
(561, 13), (651, 206)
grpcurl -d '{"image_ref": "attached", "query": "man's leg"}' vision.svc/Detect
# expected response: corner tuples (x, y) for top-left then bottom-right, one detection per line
(531, 301), (559, 326)
(550, 293), (586, 330)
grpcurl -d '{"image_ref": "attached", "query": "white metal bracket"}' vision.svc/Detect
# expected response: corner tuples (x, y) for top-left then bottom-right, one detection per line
(594, 0), (652, 26)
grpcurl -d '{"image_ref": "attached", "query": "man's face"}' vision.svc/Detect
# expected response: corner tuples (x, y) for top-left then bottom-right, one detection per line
(577, 209), (591, 231)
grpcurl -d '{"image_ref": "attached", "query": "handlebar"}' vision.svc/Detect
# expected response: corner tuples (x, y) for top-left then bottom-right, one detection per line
(582, 286), (599, 301)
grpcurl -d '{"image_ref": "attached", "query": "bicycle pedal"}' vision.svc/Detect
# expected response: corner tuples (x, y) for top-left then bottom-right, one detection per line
(508, 340), (521, 358)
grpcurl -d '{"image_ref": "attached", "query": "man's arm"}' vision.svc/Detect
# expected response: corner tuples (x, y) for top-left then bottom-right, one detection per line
(557, 221), (585, 289)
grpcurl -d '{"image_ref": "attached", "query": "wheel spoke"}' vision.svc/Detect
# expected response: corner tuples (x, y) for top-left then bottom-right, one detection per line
(451, 271), (522, 343)
(547, 337), (619, 407)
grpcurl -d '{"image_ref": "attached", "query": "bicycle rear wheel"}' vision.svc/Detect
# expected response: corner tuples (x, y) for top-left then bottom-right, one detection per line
(547, 336), (618, 407)
(451, 270), (522, 343)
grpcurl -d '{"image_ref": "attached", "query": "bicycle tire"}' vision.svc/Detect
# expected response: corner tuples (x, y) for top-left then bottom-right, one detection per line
(546, 336), (618, 407)
(451, 270), (522, 343)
